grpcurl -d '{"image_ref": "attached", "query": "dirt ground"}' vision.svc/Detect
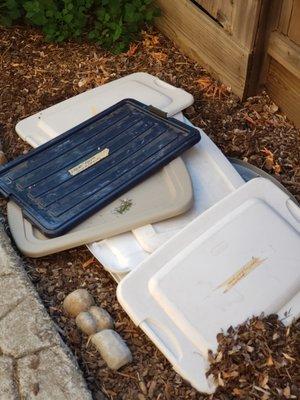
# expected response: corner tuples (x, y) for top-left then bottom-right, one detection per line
(0, 26), (299, 400)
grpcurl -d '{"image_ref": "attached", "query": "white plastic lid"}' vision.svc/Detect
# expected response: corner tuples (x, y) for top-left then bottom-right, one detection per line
(117, 178), (300, 393)
(89, 116), (244, 278)
(132, 118), (244, 252)
(16, 72), (193, 147)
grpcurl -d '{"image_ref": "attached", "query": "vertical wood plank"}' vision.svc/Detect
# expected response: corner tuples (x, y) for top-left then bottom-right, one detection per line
(231, 0), (262, 50)
(278, 0), (294, 34)
(193, 0), (235, 32)
(266, 58), (300, 127)
(268, 32), (300, 79)
(154, 0), (249, 98)
(288, 0), (300, 45)
(258, 0), (283, 86)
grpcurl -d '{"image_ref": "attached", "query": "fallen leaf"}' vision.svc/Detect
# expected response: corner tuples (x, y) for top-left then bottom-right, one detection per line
(215, 351), (223, 362)
(151, 52), (168, 62)
(261, 147), (282, 173)
(218, 372), (225, 387)
(266, 355), (274, 366)
(283, 385), (291, 398)
(269, 103), (279, 113)
(282, 353), (295, 362)
(126, 43), (138, 57)
(82, 258), (95, 268)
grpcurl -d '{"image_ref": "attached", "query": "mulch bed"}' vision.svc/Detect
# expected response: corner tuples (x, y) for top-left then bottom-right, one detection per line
(0, 25), (299, 400)
(208, 315), (300, 399)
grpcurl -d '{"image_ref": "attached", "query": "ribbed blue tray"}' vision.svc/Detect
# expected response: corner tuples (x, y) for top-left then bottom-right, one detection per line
(0, 99), (200, 237)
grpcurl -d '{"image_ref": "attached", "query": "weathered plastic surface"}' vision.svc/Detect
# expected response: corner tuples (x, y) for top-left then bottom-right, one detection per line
(16, 72), (194, 147)
(1, 99), (199, 236)
(7, 157), (192, 257)
(10, 75), (194, 257)
(89, 117), (244, 280)
(117, 178), (300, 393)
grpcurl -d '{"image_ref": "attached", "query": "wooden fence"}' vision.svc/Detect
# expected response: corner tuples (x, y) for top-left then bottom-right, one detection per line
(265, 0), (300, 126)
(155, 0), (300, 127)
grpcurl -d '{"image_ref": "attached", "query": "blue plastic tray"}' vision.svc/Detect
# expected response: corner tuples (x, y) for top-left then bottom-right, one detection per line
(0, 99), (200, 237)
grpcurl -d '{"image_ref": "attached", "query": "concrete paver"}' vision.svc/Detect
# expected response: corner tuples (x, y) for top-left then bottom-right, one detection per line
(0, 222), (93, 399)
(0, 356), (17, 400)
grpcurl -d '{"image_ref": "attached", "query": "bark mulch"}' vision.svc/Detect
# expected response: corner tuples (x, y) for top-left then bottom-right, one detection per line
(208, 315), (300, 399)
(0, 25), (299, 400)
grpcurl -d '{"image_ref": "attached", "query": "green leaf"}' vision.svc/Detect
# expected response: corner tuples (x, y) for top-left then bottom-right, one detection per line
(1, 0), (159, 53)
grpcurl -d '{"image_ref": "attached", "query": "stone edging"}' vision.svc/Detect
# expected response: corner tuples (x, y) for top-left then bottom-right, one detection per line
(0, 219), (93, 400)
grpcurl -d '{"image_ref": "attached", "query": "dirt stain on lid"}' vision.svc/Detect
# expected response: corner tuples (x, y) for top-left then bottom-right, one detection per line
(217, 257), (267, 293)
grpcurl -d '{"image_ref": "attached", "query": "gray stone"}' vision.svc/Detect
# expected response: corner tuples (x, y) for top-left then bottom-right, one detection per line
(0, 228), (19, 277)
(0, 296), (60, 358)
(63, 289), (95, 318)
(0, 274), (28, 319)
(89, 306), (114, 331)
(0, 215), (93, 399)
(0, 356), (17, 400)
(91, 329), (132, 370)
(76, 311), (98, 336)
(17, 347), (92, 400)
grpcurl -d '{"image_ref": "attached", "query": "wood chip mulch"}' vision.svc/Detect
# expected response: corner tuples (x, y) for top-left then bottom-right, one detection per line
(0, 25), (299, 400)
(208, 315), (300, 399)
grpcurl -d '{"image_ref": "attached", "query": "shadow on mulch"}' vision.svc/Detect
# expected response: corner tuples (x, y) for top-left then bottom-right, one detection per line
(0, 25), (299, 400)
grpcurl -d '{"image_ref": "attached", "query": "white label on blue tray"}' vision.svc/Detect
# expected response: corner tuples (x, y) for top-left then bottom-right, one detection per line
(69, 148), (110, 176)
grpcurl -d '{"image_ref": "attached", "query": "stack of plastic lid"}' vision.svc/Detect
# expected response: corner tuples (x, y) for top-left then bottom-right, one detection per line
(5, 73), (201, 256)
(117, 177), (300, 392)
(8, 73), (300, 394)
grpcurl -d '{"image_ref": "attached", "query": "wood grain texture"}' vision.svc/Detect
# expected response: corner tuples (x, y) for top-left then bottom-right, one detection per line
(244, 0), (273, 96)
(231, 0), (262, 49)
(278, 0), (294, 34)
(268, 31), (300, 79)
(288, 0), (300, 45)
(193, 0), (234, 32)
(258, 0), (283, 86)
(154, 0), (249, 98)
(266, 58), (300, 127)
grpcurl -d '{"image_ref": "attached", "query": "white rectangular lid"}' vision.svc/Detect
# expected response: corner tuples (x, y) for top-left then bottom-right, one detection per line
(11, 75), (194, 257)
(117, 178), (300, 393)
(16, 72), (193, 147)
(89, 117), (244, 277)
(132, 118), (244, 252)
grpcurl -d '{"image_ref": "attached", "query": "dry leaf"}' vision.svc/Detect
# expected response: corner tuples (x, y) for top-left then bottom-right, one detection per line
(261, 147), (282, 174)
(269, 103), (279, 113)
(266, 355), (274, 366)
(222, 370), (239, 379)
(126, 43), (138, 57)
(254, 319), (265, 330)
(259, 374), (269, 388)
(232, 388), (245, 397)
(283, 385), (291, 398)
(282, 353), (295, 362)
(215, 351), (223, 362)
(82, 258), (95, 268)
(151, 52), (167, 62)
(195, 76), (229, 99)
(217, 372), (225, 387)
(142, 33), (160, 48)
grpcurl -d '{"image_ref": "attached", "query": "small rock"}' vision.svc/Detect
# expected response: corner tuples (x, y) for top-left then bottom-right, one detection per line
(89, 306), (114, 331)
(91, 329), (132, 370)
(63, 289), (94, 317)
(76, 311), (98, 336)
